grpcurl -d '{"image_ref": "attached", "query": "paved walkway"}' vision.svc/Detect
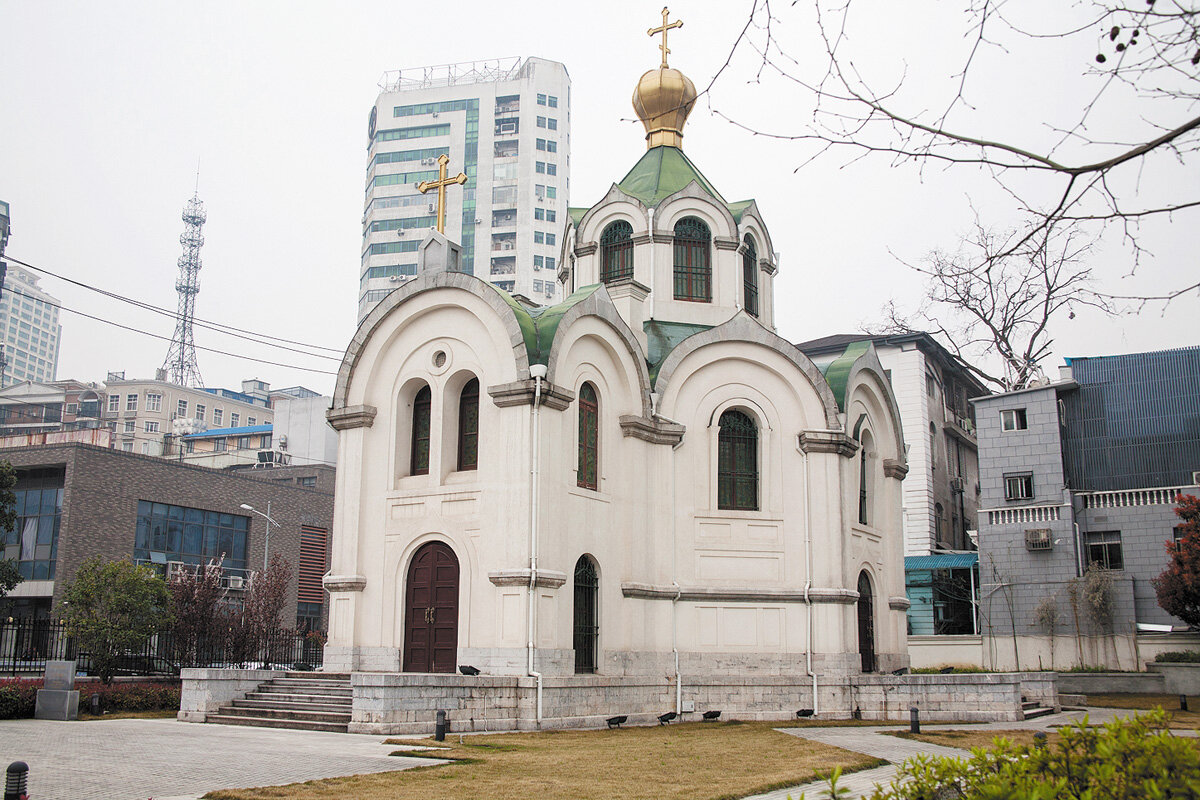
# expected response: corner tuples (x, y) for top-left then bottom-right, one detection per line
(743, 707), (1136, 800)
(0, 718), (437, 800)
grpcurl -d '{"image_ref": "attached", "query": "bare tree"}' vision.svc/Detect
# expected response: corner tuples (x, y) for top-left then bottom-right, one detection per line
(708, 0), (1199, 373)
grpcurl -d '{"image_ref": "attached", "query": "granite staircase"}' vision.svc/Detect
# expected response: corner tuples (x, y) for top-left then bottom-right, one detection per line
(1021, 698), (1056, 720)
(206, 672), (353, 732)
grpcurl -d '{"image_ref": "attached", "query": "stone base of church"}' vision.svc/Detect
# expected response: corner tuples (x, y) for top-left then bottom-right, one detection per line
(323, 645), (401, 673)
(340, 664), (1049, 734)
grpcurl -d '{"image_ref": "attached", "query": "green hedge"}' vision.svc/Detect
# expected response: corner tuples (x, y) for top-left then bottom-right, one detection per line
(0, 679), (180, 719)
(1154, 650), (1200, 663)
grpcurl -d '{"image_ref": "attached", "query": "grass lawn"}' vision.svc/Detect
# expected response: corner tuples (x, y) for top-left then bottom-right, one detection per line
(1086, 694), (1200, 729)
(889, 729), (1061, 750)
(203, 720), (884, 800)
(79, 709), (178, 721)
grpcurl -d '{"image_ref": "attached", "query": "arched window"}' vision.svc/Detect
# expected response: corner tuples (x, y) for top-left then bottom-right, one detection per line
(857, 571), (876, 673)
(600, 220), (634, 284)
(457, 378), (479, 471)
(577, 383), (598, 490)
(742, 234), (759, 316)
(573, 555), (599, 674)
(673, 217), (711, 302)
(858, 431), (873, 526)
(717, 409), (758, 510)
(411, 385), (431, 476)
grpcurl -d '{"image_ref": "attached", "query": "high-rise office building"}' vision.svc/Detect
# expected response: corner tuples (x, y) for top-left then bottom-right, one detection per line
(0, 264), (62, 387)
(360, 57), (570, 321)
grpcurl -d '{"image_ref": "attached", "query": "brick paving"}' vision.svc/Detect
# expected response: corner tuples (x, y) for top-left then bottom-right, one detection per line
(0, 717), (436, 800)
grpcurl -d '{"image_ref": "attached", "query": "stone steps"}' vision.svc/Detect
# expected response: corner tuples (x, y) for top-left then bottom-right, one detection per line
(1022, 701), (1056, 720)
(208, 671), (353, 733)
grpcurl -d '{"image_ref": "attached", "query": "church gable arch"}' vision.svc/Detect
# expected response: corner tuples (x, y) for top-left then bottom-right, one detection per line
(653, 182), (738, 240)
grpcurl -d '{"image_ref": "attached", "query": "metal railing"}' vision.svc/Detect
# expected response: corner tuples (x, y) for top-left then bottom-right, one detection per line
(0, 619), (324, 677)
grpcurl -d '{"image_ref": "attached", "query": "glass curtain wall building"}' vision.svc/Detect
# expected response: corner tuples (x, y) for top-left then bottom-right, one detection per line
(360, 57), (571, 322)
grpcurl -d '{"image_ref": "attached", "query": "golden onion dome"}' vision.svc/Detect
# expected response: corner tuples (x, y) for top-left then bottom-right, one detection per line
(632, 66), (697, 150)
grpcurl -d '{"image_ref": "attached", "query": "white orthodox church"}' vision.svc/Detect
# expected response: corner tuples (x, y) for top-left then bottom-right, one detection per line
(322, 29), (912, 731)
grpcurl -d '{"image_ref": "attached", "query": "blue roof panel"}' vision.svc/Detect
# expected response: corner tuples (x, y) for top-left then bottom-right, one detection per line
(182, 424), (272, 440)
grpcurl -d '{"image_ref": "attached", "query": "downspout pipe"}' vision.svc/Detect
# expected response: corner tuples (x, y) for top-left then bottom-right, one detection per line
(528, 363), (547, 725)
(798, 439), (819, 716)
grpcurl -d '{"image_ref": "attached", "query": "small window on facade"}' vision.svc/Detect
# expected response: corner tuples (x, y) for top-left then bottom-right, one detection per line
(1084, 530), (1123, 570)
(742, 235), (759, 316)
(858, 443), (870, 525)
(673, 217), (711, 302)
(1001, 408), (1028, 431)
(577, 383), (599, 490)
(457, 378), (479, 471)
(717, 409), (758, 510)
(600, 220), (634, 284)
(1004, 472), (1034, 501)
(411, 385), (432, 476)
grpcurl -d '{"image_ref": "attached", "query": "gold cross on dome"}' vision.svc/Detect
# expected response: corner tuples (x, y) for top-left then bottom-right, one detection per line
(417, 154), (468, 234)
(648, 7), (683, 69)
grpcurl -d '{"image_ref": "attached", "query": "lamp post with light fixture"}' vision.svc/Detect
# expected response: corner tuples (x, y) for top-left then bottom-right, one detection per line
(239, 502), (279, 572)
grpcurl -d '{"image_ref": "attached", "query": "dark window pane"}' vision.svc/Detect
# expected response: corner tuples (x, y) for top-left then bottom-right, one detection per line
(577, 383), (599, 490)
(412, 385), (432, 475)
(717, 409), (758, 510)
(457, 379), (480, 471)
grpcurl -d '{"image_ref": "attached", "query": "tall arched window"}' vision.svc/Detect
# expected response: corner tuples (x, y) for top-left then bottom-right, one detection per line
(742, 234), (759, 316)
(457, 378), (479, 471)
(717, 409), (758, 510)
(673, 217), (711, 302)
(600, 220), (634, 284)
(577, 383), (598, 490)
(573, 555), (599, 674)
(858, 444), (870, 525)
(411, 385), (431, 476)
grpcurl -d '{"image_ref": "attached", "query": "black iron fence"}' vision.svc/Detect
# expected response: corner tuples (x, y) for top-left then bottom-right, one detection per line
(0, 619), (324, 677)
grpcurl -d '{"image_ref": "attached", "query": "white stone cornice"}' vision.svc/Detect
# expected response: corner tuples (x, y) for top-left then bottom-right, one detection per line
(326, 404), (377, 431)
(621, 582), (859, 604)
(619, 414), (685, 445)
(888, 596), (911, 610)
(488, 569), (568, 589)
(487, 380), (574, 410)
(883, 458), (910, 479)
(323, 574), (367, 593)
(798, 430), (860, 458)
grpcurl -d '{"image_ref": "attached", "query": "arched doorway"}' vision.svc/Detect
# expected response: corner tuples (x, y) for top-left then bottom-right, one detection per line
(857, 571), (876, 673)
(573, 555), (599, 674)
(402, 542), (460, 673)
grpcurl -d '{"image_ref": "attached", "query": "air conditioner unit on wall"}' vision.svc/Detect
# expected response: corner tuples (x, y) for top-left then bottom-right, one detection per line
(226, 575), (245, 590)
(1024, 529), (1052, 551)
(1193, 470), (1200, 486)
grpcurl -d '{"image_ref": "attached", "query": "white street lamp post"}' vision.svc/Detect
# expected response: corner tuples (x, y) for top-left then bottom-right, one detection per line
(239, 501), (280, 572)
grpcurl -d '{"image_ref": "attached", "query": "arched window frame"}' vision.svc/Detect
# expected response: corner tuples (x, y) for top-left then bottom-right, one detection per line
(673, 216), (711, 302)
(741, 234), (759, 317)
(599, 220), (634, 284)
(577, 382), (599, 490)
(573, 554), (599, 674)
(717, 408), (759, 510)
(411, 384), (432, 476)
(456, 377), (479, 471)
(857, 429), (875, 526)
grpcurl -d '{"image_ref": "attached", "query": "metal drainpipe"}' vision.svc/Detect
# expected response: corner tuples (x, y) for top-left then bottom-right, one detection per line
(653, 397), (685, 714)
(528, 363), (547, 725)
(798, 439), (819, 716)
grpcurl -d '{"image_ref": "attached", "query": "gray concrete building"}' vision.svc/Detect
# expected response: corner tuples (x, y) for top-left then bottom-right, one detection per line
(974, 346), (1200, 670)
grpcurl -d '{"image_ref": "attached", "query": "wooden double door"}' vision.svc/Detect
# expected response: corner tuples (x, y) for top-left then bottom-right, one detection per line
(402, 542), (460, 673)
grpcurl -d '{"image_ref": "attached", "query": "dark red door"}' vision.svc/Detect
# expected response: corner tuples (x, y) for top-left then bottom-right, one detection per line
(402, 542), (460, 673)
(857, 571), (876, 673)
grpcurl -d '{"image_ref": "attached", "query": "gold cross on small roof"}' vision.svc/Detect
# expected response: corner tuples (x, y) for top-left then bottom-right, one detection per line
(417, 154), (468, 234)
(648, 7), (683, 69)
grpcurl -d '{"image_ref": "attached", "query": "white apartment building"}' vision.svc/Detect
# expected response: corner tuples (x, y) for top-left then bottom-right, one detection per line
(0, 265), (62, 387)
(102, 374), (274, 457)
(360, 57), (570, 321)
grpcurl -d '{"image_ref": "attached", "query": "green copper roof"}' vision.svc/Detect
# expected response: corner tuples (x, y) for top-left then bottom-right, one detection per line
(568, 207), (588, 226)
(809, 340), (870, 411)
(497, 284), (602, 366)
(644, 319), (714, 385)
(726, 200), (753, 223)
(617, 146), (728, 208)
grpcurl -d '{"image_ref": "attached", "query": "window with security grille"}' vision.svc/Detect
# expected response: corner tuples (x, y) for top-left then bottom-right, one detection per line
(411, 385), (431, 476)
(1004, 472), (1034, 501)
(717, 409), (758, 510)
(742, 235), (759, 316)
(1084, 530), (1123, 570)
(673, 217), (711, 302)
(577, 383), (598, 490)
(600, 220), (634, 283)
(457, 378), (479, 471)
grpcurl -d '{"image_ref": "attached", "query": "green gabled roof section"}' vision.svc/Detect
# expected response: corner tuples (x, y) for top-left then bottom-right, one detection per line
(568, 207), (588, 227)
(809, 340), (871, 411)
(497, 283), (603, 366)
(644, 319), (713, 385)
(726, 200), (753, 223)
(617, 146), (728, 208)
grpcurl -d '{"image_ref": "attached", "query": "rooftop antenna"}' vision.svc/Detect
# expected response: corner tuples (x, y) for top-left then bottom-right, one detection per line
(161, 176), (206, 387)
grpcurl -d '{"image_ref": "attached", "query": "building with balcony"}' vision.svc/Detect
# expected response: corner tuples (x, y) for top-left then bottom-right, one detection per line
(0, 380), (106, 442)
(974, 346), (1200, 670)
(0, 264), (62, 387)
(360, 57), (571, 321)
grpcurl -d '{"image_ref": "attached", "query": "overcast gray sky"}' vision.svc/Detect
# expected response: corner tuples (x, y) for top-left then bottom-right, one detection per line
(1, 0), (1194, 396)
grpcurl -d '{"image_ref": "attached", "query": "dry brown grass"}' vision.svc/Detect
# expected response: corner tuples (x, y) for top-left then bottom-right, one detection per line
(889, 729), (1062, 750)
(80, 709), (178, 721)
(203, 720), (883, 800)
(1086, 694), (1200, 729)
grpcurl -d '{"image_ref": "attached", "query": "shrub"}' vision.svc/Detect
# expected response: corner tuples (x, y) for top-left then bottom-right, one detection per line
(0, 679), (41, 719)
(863, 710), (1199, 800)
(1154, 650), (1200, 663)
(82, 681), (181, 713)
